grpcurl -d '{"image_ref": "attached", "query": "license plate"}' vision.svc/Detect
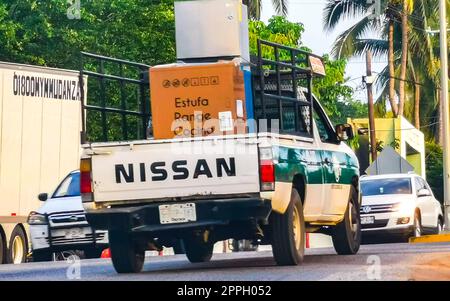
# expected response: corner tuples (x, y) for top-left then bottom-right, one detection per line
(65, 228), (85, 239)
(361, 216), (375, 225)
(159, 203), (197, 224)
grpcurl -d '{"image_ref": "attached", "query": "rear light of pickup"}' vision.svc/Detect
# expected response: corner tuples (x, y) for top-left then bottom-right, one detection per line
(80, 158), (93, 203)
(259, 147), (275, 191)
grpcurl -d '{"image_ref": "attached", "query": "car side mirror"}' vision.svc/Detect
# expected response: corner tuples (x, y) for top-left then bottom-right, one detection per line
(38, 193), (48, 202)
(335, 123), (354, 141)
(417, 188), (431, 197)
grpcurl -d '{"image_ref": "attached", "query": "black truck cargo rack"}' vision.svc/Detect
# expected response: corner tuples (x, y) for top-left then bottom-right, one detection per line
(79, 52), (151, 143)
(79, 39), (324, 143)
(252, 39), (325, 137)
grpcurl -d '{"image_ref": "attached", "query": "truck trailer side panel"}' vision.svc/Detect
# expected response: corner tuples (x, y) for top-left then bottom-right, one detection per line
(0, 63), (84, 263)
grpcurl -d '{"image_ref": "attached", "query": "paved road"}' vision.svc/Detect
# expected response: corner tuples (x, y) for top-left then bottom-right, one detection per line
(0, 242), (449, 281)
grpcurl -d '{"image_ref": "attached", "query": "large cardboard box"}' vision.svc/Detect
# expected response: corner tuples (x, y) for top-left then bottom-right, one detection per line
(150, 61), (247, 139)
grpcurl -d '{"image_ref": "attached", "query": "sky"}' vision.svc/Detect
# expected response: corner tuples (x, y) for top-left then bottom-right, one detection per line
(260, 0), (387, 101)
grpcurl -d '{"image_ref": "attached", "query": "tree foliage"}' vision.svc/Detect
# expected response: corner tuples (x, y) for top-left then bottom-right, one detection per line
(0, 0), (175, 68)
(249, 17), (366, 125)
(425, 141), (444, 204)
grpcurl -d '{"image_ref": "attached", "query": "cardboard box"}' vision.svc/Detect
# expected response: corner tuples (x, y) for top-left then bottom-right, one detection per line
(150, 61), (247, 139)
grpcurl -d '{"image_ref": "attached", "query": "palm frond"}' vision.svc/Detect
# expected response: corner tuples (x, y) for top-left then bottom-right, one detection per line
(353, 38), (388, 58)
(331, 16), (378, 58)
(271, 0), (288, 17)
(323, 0), (368, 32)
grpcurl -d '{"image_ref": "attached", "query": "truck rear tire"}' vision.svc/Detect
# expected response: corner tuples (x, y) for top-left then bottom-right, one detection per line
(270, 188), (305, 266)
(184, 237), (213, 263)
(331, 186), (361, 255)
(109, 231), (145, 273)
(7, 226), (27, 264)
(32, 250), (53, 262)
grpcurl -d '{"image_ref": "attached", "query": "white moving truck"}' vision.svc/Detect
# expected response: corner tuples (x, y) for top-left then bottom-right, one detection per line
(0, 62), (83, 264)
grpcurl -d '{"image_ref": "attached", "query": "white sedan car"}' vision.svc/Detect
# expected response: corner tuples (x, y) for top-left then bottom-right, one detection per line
(27, 170), (108, 261)
(360, 173), (444, 240)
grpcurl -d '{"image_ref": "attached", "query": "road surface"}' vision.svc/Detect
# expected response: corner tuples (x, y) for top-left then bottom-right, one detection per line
(0, 242), (449, 281)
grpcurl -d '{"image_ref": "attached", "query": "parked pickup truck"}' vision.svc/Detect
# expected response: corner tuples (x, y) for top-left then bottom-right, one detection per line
(79, 41), (361, 273)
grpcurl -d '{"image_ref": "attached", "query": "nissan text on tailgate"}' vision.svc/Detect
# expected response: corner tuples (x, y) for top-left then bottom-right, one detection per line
(79, 40), (361, 273)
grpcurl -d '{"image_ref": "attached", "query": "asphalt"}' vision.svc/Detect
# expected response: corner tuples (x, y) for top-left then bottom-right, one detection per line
(0, 242), (449, 281)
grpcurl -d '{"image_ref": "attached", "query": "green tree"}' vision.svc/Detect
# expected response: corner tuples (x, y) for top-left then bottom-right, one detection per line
(244, 0), (289, 20)
(249, 16), (364, 125)
(425, 141), (444, 204)
(0, 0), (176, 68)
(323, 0), (442, 141)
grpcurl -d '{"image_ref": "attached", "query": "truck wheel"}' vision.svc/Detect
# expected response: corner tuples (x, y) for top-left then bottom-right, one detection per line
(183, 237), (214, 263)
(331, 187), (361, 255)
(109, 231), (145, 273)
(7, 226), (27, 264)
(32, 250), (53, 262)
(270, 188), (305, 266)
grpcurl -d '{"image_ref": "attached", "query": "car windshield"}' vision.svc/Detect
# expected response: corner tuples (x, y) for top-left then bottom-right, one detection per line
(361, 178), (412, 196)
(52, 172), (80, 198)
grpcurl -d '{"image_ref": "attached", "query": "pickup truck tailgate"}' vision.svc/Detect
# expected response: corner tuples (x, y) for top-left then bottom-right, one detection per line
(88, 138), (261, 203)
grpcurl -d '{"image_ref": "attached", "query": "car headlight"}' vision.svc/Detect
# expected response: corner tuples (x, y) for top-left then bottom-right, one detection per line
(393, 202), (414, 216)
(27, 211), (47, 225)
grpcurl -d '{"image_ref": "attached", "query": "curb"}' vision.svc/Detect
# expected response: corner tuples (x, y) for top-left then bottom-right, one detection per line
(409, 233), (450, 244)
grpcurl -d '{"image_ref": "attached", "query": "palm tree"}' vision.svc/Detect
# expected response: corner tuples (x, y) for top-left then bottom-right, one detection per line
(323, 0), (438, 125)
(243, 0), (288, 20)
(396, 0), (414, 117)
(323, 0), (399, 116)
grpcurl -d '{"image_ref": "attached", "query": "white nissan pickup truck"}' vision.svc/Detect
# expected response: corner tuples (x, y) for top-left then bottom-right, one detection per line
(79, 41), (361, 273)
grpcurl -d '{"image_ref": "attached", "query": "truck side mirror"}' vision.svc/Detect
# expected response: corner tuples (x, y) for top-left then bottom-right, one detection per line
(38, 193), (48, 202)
(335, 124), (354, 141)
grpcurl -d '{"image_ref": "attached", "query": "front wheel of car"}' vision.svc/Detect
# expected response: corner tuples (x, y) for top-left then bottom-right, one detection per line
(331, 186), (361, 255)
(109, 230), (145, 273)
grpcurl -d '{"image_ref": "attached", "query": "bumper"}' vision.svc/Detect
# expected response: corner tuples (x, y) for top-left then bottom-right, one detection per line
(362, 225), (414, 237)
(86, 197), (272, 233)
(30, 225), (109, 251)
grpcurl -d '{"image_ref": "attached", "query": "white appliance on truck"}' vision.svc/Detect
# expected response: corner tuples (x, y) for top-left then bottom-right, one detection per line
(0, 62), (84, 264)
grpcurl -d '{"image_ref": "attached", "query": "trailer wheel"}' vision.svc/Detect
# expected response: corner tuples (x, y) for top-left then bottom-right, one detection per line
(32, 250), (53, 262)
(7, 226), (27, 264)
(109, 230), (145, 273)
(0, 229), (5, 264)
(184, 236), (213, 263)
(270, 188), (306, 266)
(331, 186), (361, 255)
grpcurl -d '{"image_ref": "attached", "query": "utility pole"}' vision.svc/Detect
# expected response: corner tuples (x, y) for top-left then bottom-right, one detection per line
(366, 50), (377, 162)
(439, 0), (450, 231)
